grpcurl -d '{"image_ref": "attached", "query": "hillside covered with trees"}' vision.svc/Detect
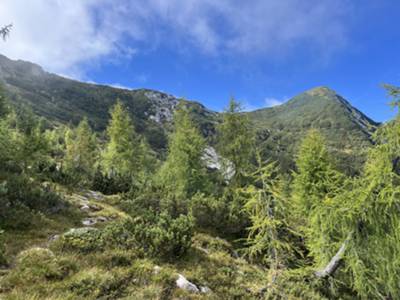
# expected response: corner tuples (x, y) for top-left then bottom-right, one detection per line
(1, 74), (400, 298)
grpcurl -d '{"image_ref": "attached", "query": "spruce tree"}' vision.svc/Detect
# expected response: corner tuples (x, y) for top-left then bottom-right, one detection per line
(158, 104), (207, 205)
(64, 117), (98, 185)
(102, 101), (140, 179)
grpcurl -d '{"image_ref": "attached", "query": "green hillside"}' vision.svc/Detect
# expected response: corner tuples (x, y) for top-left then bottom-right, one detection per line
(0, 54), (217, 152)
(0, 54), (378, 172)
(250, 86), (379, 173)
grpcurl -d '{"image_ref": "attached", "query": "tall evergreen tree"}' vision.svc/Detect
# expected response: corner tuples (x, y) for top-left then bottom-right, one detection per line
(64, 117), (98, 185)
(158, 104), (208, 203)
(102, 101), (140, 179)
(217, 98), (254, 186)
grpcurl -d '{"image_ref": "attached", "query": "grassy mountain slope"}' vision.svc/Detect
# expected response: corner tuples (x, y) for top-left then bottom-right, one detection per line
(0, 54), (217, 152)
(0, 54), (378, 172)
(249, 86), (379, 173)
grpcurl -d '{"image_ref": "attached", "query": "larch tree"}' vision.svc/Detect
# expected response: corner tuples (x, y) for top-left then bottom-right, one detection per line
(102, 101), (140, 179)
(217, 98), (255, 186)
(158, 104), (208, 208)
(64, 117), (98, 185)
(243, 153), (292, 271)
(13, 107), (50, 174)
(292, 129), (344, 268)
(323, 85), (400, 298)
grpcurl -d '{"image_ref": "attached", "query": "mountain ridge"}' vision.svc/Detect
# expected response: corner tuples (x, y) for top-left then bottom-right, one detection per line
(0, 54), (377, 172)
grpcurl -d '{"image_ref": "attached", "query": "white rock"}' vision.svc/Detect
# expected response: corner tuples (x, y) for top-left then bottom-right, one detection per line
(80, 204), (90, 211)
(153, 266), (161, 274)
(82, 218), (97, 226)
(200, 286), (212, 294)
(202, 146), (235, 181)
(176, 274), (199, 293)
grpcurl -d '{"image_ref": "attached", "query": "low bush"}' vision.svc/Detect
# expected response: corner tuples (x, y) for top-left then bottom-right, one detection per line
(52, 228), (103, 253)
(129, 212), (194, 260)
(101, 213), (194, 259)
(0, 175), (63, 229)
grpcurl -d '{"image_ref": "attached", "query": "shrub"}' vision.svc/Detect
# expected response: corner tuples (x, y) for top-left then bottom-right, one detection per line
(101, 212), (194, 260)
(101, 220), (137, 250)
(53, 228), (103, 253)
(0, 175), (63, 229)
(68, 267), (132, 299)
(130, 212), (194, 259)
(189, 193), (225, 230)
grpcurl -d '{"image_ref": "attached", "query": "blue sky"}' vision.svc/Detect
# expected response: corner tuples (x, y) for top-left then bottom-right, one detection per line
(1, 0), (399, 121)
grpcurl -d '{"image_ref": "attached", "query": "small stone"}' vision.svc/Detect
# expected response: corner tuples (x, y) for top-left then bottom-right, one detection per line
(153, 266), (161, 274)
(82, 218), (97, 226)
(48, 234), (60, 242)
(200, 286), (211, 294)
(80, 204), (90, 211)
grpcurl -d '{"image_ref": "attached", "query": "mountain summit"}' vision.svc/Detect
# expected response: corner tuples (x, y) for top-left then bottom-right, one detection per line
(0, 54), (377, 173)
(250, 86), (378, 172)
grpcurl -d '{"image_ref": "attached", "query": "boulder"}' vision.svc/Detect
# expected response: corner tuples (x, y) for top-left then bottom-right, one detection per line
(176, 274), (199, 293)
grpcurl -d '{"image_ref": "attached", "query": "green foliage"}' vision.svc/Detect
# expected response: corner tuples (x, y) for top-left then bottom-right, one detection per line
(292, 129), (344, 267)
(64, 117), (98, 186)
(1, 248), (76, 289)
(158, 104), (209, 204)
(189, 192), (225, 230)
(341, 114), (400, 298)
(126, 212), (194, 260)
(0, 175), (62, 229)
(12, 106), (51, 173)
(251, 87), (376, 174)
(243, 156), (293, 268)
(217, 98), (255, 185)
(102, 100), (140, 180)
(53, 228), (103, 253)
(383, 84), (400, 110)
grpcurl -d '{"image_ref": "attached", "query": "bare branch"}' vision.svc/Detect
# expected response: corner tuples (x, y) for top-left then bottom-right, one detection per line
(315, 231), (353, 278)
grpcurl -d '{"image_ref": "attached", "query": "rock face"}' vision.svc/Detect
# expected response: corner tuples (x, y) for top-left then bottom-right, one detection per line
(145, 91), (179, 124)
(202, 146), (235, 180)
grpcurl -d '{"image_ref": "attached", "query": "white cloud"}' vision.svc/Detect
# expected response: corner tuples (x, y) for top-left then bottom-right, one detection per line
(0, 0), (352, 77)
(265, 97), (286, 107)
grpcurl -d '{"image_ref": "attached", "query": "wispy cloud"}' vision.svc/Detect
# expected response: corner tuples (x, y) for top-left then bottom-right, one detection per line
(0, 0), (352, 77)
(265, 97), (287, 107)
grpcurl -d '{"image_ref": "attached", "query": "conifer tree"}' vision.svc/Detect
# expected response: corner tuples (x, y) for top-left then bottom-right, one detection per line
(64, 117), (98, 184)
(217, 98), (254, 186)
(102, 101), (140, 179)
(13, 107), (49, 173)
(0, 90), (13, 169)
(158, 104), (207, 204)
(292, 129), (344, 267)
(243, 154), (292, 270)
